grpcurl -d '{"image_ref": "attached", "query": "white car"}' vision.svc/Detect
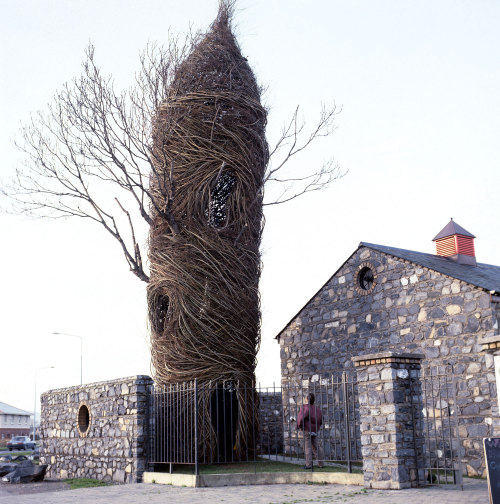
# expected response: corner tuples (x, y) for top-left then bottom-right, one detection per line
(7, 436), (36, 451)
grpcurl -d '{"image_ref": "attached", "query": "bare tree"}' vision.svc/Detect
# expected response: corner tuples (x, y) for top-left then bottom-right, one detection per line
(3, 35), (341, 284)
(3, 5), (345, 459)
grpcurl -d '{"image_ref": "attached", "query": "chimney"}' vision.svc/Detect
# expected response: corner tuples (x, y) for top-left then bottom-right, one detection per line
(432, 219), (476, 266)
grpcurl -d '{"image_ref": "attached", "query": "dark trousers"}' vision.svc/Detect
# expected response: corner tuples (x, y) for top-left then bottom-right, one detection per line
(303, 432), (324, 468)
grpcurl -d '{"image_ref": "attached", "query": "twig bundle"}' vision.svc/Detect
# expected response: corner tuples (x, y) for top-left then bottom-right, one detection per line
(147, 2), (268, 455)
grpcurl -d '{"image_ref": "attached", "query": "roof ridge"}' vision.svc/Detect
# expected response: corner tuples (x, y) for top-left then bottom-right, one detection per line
(361, 242), (500, 292)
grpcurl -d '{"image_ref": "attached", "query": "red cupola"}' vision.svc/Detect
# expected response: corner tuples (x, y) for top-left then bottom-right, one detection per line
(432, 219), (476, 266)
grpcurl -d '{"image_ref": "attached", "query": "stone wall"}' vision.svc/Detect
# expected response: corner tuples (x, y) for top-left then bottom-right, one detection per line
(258, 391), (283, 454)
(41, 375), (152, 483)
(279, 245), (499, 476)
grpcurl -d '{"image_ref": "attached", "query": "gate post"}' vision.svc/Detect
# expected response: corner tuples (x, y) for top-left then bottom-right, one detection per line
(352, 351), (424, 489)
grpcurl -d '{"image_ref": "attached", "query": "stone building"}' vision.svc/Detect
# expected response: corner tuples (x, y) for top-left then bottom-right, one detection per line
(277, 220), (500, 478)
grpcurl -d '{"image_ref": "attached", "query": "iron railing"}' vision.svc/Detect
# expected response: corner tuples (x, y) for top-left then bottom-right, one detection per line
(415, 367), (464, 487)
(147, 375), (361, 473)
(281, 372), (361, 472)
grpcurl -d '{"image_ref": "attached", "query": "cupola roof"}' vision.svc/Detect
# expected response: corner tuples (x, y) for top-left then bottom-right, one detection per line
(433, 219), (475, 241)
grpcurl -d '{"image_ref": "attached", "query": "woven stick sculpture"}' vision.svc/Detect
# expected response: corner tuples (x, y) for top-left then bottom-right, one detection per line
(6, 2), (339, 461)
(148, 2), (268, 457)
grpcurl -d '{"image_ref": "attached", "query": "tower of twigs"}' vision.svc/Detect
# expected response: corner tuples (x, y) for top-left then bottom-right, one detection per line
(148, 2), (268, 457)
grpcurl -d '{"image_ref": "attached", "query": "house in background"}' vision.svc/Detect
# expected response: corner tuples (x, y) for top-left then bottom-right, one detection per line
(277, 220), (500, 476)
(0, 402), (32, 440)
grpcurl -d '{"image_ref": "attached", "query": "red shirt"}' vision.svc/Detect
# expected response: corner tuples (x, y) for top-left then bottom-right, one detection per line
(297, 404), (323, 433)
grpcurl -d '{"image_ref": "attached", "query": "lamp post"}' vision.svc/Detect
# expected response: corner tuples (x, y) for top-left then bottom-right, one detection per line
(34, 366), (54, 442)
(52, 332), (83, 385)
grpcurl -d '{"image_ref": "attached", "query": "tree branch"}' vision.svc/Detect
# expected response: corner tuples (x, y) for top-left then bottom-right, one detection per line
(264, 104), (345, 205)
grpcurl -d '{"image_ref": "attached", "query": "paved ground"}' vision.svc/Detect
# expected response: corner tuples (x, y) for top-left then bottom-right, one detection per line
(0, 478), (488, 504)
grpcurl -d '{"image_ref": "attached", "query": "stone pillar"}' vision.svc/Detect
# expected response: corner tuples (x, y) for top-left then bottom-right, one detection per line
(479, 335), (500, 420)
(352, 351), (424, 489)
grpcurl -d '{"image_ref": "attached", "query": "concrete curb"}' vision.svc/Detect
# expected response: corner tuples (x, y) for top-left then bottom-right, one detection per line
(142, 470), (364, 487)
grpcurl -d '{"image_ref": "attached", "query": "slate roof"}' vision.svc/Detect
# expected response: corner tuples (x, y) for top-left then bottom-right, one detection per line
(433, 219), (475, 240)
(362, 242), (500, 293)
(0, 402), (31, 416)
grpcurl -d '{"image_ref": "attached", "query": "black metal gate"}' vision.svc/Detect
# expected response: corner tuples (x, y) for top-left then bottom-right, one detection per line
(148, 380), (199, 470)
(412, 367), (464, 487)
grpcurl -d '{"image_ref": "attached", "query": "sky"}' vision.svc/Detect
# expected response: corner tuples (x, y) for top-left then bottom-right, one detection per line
(0, 0), (499, 416)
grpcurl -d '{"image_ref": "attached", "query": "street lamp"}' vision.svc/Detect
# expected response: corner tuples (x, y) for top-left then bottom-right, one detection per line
(34, 366), (55, 442)
(52, 332), (83, 385)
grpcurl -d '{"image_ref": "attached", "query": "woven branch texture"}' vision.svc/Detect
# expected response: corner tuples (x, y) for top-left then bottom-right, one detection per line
(147, 3), (268, 456)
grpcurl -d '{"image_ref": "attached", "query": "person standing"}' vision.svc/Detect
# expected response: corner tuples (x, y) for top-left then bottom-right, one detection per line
(297, 393), (324, 469)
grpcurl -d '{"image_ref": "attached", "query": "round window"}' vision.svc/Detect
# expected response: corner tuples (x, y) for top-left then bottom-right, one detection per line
(355, 262), (377, 295)
(77, 403), (91, 437)
(358, 267), (374, 290)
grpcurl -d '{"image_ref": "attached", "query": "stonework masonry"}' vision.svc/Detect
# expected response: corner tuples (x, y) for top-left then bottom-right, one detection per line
(279, 245), (500, 476)
(258, 392), (283, 455)
(41, 375), (153, 483)
(353, 352), (424, 489)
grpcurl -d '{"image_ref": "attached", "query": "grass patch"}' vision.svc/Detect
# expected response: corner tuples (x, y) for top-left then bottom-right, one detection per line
(466, 474), (486, 480)
(65, 478), (108, 489)
(426, 469), (466, 485)
(165, 459), (362, 475)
